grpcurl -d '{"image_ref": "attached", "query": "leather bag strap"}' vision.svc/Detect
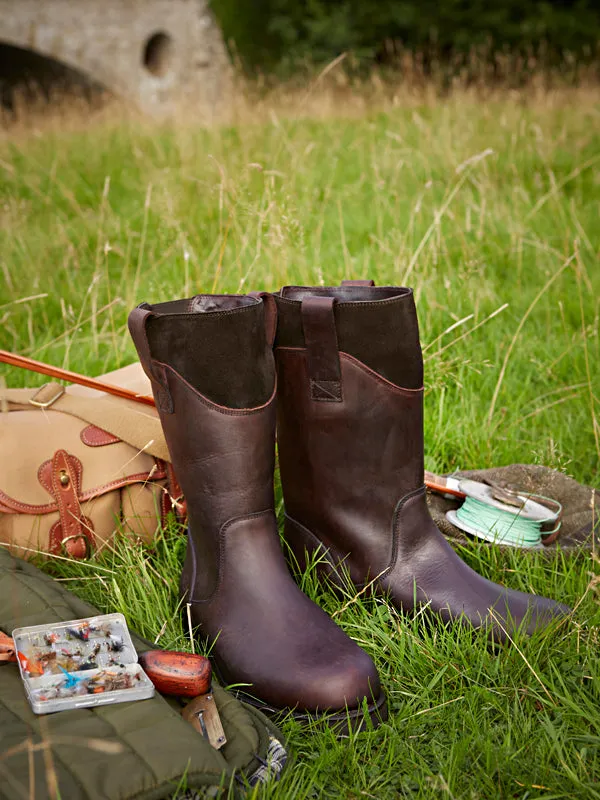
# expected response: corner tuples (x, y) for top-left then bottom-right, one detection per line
(300, 296), (342, 402)
(45, 450), (94, 558)
(0, 385), (170, 461)
(341, 279), (375, 286)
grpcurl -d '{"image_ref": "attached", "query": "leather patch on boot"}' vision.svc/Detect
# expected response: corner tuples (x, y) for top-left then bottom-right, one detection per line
(309, 379), (342, 402)
(80, 424), (121, 447)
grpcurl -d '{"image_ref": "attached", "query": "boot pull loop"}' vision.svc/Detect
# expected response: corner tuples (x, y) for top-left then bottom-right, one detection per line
(247, 292), (278, 347)
(127, 306), (174, 414)
(341, 279), (375, 287)
(301, 296), (342, 402)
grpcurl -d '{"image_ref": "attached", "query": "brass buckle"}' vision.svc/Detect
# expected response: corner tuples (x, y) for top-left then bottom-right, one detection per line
(61, 533), (91, 559)
(29, 383), (65, 409)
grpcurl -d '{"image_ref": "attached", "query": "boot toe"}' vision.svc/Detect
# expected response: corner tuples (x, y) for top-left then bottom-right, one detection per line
(521, 595), (571, 635)
(488, 590), (571, 641)
(303, 645), (381, 713)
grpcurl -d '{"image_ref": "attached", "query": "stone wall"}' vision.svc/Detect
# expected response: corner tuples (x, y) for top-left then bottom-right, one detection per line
(0, 0), (230, 115)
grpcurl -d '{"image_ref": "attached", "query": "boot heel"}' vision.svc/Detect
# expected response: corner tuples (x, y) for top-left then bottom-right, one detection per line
(284, 514), (346, 588)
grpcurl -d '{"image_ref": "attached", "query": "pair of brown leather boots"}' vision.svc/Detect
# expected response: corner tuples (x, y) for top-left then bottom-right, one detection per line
(129, 281), (568, 729)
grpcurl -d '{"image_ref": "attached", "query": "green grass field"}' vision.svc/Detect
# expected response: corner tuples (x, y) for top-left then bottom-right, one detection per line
(1, 82), (599, 798)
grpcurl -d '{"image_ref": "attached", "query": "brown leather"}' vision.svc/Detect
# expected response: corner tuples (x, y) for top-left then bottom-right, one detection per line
(248, 291), (278, 346)
(80, 424), (121, 447)
(39, 450), (95, 558)
(165, 462), (186, 521)
(128, 307), (174, 414)
(128, 296), (383, 716)
(274, 286), (570, 641)
(301, 295), (342, 402)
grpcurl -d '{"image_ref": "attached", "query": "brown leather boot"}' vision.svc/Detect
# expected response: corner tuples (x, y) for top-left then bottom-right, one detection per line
(273, 282), (570, 641)
(128, 294), (386, 726)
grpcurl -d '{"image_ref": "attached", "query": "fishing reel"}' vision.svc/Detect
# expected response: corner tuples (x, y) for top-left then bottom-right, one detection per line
(425, 472), (562, 549)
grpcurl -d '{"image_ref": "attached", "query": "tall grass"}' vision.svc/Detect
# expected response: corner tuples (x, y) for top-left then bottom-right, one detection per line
(1, 75), (599, 797)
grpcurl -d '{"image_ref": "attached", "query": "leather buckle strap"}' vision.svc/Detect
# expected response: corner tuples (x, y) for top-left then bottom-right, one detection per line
(301, 295), (342, 402)
(60, 532), (92, 559)
(29, 383), (66, 409)
(40, 450), (96, 559)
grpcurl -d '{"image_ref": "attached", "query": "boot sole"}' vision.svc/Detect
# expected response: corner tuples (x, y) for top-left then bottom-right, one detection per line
(209, 657), (388, 735)
(227, 682), (388, 735)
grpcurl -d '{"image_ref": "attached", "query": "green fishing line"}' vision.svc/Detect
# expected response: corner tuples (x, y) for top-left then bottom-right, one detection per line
(455, 495), (561, 547)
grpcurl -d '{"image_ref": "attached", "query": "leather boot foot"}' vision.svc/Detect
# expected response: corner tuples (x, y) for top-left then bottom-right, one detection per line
(274, 293), (572, 640)
(182, 513), (386, 726)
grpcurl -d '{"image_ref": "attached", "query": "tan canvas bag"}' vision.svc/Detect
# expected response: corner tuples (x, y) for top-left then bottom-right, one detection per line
(0, 364), (183, 560)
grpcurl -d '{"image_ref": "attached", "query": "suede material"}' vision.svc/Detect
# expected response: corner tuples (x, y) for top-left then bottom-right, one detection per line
(275, 286), (423, 389)
(146, 296), (274, 408)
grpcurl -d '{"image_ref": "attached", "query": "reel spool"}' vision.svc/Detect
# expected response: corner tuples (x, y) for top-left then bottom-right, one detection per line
(423, 472), (562, 549)
(445, 478), (561, 549)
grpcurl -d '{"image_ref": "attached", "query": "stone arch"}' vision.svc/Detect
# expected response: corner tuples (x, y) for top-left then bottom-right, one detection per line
(0, 0), (230, 116)
(0, 40), (103, 109)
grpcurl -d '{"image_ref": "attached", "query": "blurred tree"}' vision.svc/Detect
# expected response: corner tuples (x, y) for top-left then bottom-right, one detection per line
(210, 0), (599, 74)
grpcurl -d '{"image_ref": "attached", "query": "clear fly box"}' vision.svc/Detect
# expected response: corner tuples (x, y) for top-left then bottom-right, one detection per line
(13, 612), (155, 714)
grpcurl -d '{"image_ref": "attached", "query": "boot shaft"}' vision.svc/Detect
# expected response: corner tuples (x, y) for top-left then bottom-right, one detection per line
(128, 295), (277, 597)
(275, 284), (423, 389)
(274, 285), (426, 581)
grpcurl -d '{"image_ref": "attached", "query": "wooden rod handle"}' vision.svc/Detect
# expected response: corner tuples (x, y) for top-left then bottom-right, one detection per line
(0, 349), (155, 407)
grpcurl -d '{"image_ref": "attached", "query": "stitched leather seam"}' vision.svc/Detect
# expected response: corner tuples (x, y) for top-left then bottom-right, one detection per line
(51, 453), (78, 528)
(80, 426), (121, 447)
(49, 518), (93, 558)
(156, 361), (277, 416)
(38, 459), (53, 497)
(189, 509), (274, 605)
(0, 487), (57, 514)
(0, 470), (165, 514)
(388, 485), (427, 574)
(151, 300), (260, 321)
(310, 379), (342, 402)
(284, 513), (339, 570)
(52, 452), (81, 534)
(340, 353), (423, 394)
(50, 452), (87, 556)
(79, 470), (166, 499)
(277, 288), (412, 308)
(276, 347), (424, 396)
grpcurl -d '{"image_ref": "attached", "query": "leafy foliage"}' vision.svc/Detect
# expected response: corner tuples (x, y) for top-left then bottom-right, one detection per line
(211, 0), (600, 73)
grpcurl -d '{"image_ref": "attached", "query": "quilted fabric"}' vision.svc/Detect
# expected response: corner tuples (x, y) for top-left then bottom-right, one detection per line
(0, 549), (284, 800)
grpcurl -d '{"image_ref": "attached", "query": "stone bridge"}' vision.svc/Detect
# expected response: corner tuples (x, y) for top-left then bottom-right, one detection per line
(0, 0), (230, 115)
